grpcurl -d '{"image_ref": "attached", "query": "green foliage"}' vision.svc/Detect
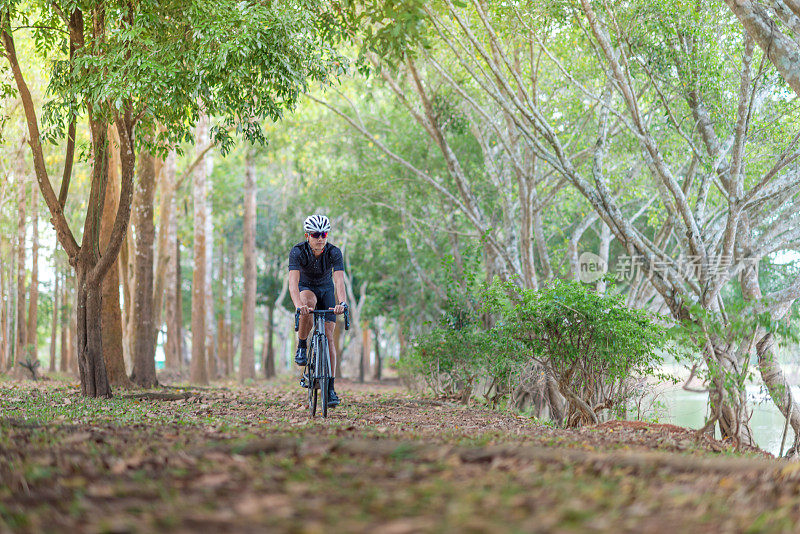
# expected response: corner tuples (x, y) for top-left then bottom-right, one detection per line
(336, 0), (430, 68)
(489, 279), (673, 425)
(7, 0), (345, 156)
(399, 315), (492, 403)
(403, 278), (674, 423)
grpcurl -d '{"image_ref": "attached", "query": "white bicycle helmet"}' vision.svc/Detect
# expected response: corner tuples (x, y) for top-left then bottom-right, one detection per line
(304, 214), (331, 233)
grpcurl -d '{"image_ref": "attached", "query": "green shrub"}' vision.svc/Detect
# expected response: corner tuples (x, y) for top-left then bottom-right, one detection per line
(398, 286), (526, 405)
(402, 278), (674, 425)
(490, 279), (673, 426)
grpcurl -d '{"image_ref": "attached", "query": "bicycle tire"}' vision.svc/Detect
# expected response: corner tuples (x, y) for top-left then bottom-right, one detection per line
(308, 338), (318, 417)
(320, 339), (329, 418)
(308, 373), (317, 417)
(320, 377), (329, 418)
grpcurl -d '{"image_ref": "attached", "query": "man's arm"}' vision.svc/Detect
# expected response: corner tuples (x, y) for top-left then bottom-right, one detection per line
(289, 270), (309, 314)
(333, 270), (347, 314)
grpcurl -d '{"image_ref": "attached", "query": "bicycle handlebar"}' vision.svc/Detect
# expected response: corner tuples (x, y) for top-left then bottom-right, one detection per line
(294, 306), (350, 332)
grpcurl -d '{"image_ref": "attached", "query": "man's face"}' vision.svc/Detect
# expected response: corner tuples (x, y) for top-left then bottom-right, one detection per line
(306, 231), (328, 249)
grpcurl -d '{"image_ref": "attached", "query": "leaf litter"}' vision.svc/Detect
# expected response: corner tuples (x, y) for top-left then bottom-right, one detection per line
(0, 377), (798, 533)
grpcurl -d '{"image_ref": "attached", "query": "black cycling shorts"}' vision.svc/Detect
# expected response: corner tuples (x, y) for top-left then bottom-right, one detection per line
(298, 283), (337, 323)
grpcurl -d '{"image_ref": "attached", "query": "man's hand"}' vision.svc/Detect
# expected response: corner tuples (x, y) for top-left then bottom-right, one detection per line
(332, 302), (347, 315)
(298, 305), (311, 316)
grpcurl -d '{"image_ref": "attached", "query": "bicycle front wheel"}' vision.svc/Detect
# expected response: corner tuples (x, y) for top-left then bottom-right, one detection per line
(308, 339), (318, 417)
(308, 373), (317, 417)
(319, 338), (330, 418)
(320, 377), (329, 419)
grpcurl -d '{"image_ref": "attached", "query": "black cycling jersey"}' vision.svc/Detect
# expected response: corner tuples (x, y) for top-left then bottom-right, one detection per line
(288, 241), (344, 287)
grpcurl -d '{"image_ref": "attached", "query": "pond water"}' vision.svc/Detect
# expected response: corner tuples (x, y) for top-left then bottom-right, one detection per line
(654, 385), (797, 456)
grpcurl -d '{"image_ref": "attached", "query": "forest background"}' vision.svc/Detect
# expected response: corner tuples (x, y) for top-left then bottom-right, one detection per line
(1, 0), (800, 453)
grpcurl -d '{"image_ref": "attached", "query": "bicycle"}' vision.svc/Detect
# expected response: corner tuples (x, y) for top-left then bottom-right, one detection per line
(294, 306), (350, 418)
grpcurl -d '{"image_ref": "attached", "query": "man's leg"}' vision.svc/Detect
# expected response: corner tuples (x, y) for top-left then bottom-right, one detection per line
(325, 320), (339, 406)
(295, 290), (317, 366)
(325, 321), (337, 377)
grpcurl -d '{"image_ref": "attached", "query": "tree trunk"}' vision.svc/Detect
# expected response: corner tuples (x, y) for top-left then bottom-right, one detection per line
(740, 255), (800, 451)
(177, 239), (186, 368)
(705, 339), (755, 446)
(595, 222), (612, 293)
(72, 110), (134, 398)
(224, 249), (233, 375)
(68, 303), (77, 376)
(264, 304), (276, 378)
(215, 241), (227, 376)
(26, 188), (39, 362)
(360, 321), (370, 383)
(101, 125), (133, 388)
(205, 158), (217, 379)
(398, 327), (406, 358)
(153, 149), (177, 353)
(75, 262), (111, 397)
(60, 278), (70, 373)
(239, 150), (257, 382)
(0, 243), (8, 371)
(130, 148), (158, 387)
(74, 114), (113, 397)
(165, 233), (182, 370)
(372, 325), (381, 382)
(119, 224), (134, 369)
(190, 114), (209, 385)
(14, 174), (27, 370)
(757, 332), (800, 453)
(722, 0), (800, 97)
(217, 313), (226, 376)
(49, 270), (59, 373)
(8, 251), (15, 370)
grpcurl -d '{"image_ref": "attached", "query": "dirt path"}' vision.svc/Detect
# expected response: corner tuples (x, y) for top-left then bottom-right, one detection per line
(1, 378), (798, 533)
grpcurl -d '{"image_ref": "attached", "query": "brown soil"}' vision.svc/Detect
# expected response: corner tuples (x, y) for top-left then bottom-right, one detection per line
(0, 378), (796, 533)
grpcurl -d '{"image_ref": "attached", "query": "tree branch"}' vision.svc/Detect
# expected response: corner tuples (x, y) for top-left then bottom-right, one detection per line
(1, 14), (80, 259)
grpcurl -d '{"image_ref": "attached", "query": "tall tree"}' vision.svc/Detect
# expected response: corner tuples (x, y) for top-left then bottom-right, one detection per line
(49, 269), (59, 373)
(190, 113), (210, 385)
(223, 245), (234, 375)
(164, 154), (182, 371)
(239, 149), (257, 382)
(204, 156), (218, 379)
(101, 126), (132, 388)
(130, 147), (158, 387)
(2, 7), (133, 396)
(59, 276), (69, 374)
(215, 240), (228, 376)
(262, 304), (276, 378)
(2, 0), (343, 396)
(0, 239), (8, 370)
(372, 323), (382, 382)
(13, 167), (26, 370)
(26, 187), (38, 362)
(119, 216), (134, 368)
(153, 150), (177, 367)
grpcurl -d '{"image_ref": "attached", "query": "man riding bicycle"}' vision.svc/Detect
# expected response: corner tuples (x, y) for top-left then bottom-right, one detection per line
(288, 214), (347, 407)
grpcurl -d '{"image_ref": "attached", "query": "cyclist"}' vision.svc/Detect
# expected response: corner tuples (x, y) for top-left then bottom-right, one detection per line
(288, 214), (347, 407)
